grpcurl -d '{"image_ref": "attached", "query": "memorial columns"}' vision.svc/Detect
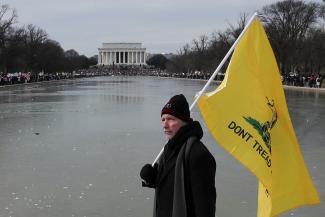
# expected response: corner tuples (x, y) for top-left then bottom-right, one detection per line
(98, 43), (146, 66)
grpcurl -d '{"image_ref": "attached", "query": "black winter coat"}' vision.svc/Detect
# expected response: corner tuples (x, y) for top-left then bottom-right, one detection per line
(144, 121), (216, 217)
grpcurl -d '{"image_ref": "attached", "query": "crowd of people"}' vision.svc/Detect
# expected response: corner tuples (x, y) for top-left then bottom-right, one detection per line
(0, 70), (107, 85)
(281, 73), (323, 88)
(0, 71), (70, 85)
(0, 66), (323, 88)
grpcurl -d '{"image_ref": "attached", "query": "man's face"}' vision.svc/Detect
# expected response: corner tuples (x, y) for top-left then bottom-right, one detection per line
(161, 114), (186, 139)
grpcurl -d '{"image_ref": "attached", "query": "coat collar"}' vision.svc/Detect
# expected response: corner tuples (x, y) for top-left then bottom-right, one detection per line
(156, 149), (179, 186)
(156, 121), (203, 186)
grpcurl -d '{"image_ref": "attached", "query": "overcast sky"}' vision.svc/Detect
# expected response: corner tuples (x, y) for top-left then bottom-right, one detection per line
(6, 0), (298, 57)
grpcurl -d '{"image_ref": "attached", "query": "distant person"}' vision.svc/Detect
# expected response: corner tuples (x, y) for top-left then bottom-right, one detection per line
(320, 75), (323, 88)
(140, 94), (216, 217)
(309, 73), (316, 88)
(316, 75), (322, 88)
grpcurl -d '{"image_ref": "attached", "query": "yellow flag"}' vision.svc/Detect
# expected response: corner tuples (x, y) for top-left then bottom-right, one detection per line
(197, 18), (320, 216)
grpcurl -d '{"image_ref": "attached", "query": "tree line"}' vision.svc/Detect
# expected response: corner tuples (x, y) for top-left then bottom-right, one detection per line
(149, 0), (325, 77)
(2, 1), (325, 76)
(0, 3), (97, 74)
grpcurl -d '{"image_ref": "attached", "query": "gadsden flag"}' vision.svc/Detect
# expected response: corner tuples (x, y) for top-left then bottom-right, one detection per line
(197, 18), (320, 216)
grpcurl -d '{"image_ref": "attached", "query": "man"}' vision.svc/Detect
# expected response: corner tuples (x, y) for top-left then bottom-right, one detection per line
(140, 94), (216, 217)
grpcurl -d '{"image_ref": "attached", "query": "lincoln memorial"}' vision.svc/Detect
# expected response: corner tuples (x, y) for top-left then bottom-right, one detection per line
(98, 43), (146, 66)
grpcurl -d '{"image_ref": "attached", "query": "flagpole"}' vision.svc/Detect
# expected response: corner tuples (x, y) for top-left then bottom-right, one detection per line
(189, 12), (259, 110)
(152, 12), (259, 166)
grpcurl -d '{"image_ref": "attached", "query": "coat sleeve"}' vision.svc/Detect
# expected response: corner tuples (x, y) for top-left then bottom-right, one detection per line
(188, 142), (216, 217)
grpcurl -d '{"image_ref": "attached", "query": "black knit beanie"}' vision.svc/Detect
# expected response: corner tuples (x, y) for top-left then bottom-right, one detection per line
(161, 94), (191, 122)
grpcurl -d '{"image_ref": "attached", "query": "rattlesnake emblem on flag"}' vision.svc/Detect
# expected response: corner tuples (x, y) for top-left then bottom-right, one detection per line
(243, 97), (278, 154)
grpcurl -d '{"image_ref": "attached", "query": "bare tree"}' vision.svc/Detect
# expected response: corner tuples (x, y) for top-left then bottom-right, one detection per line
(0, 3), (17, 41)
(192, 35), (209, 53)
(320, 1), (325, 20)
(0, 3), (17, 72)
(301, 27), (325, 74)
(227, 13), (248, 39)
(39, 39), (65, 73)
(5, 27), (26, 72)
(168, 14), (250, 76)
(24, 24), (48, 44)
(260, 0), (320, 74)
(21, 24), (48, 72)
(173, 43), (194, 75)
(166, 1), (325, 79)
(177, 43), (190, 56)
